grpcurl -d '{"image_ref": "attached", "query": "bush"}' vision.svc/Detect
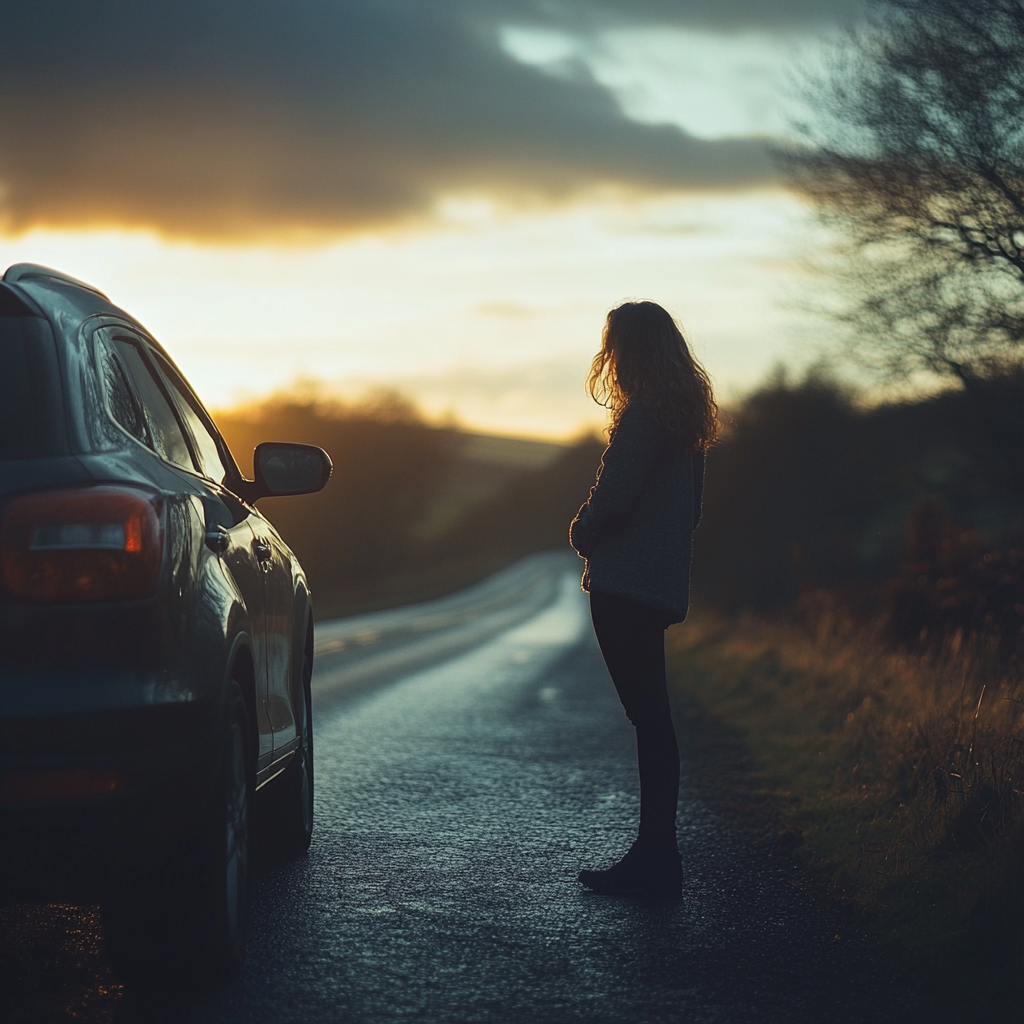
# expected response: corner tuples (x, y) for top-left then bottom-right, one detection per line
(692, 370), (1024, 619)
(885, 501), (1024, 658)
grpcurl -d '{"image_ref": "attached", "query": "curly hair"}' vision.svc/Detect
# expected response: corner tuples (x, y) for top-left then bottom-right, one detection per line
(586, 301), (718, 450)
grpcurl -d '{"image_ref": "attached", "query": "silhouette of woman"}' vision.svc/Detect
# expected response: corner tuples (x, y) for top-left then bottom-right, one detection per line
(570, 301), (716, 897)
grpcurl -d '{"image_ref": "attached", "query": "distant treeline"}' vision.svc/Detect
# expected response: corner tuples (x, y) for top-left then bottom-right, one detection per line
(218, 375), (1024, 651)
(692, 370), (1024, 657)
(215, 392), (604, 617)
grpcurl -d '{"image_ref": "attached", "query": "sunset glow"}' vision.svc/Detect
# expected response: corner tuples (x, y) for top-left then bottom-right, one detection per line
(0, 189), (820, 438)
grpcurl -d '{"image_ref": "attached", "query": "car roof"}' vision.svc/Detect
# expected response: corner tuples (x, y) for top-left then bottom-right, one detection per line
(2, 263), (133, 325)
(3, 263), (109, 299)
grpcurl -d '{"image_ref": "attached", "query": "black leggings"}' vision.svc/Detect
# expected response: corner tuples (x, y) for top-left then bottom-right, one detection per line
(589, 589), (679, 846)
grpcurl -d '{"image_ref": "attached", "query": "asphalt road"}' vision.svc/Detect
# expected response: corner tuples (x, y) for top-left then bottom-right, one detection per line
(3, 552), (937, 1023)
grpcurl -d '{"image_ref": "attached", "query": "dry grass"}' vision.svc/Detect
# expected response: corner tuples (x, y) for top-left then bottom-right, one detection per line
(667, 600), (1024, 1007)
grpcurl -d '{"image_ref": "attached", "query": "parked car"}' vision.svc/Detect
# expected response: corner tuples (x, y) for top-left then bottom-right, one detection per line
(0, 263), (331, 988)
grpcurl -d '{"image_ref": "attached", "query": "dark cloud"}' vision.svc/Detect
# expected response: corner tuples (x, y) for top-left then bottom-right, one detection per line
(480, 0), (863, 30)
(0, 1), (854, 238)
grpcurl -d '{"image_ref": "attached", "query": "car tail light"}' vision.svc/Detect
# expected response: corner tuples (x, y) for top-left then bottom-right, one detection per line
(0, 768), (130, 804)
(1, 487), (163, 602)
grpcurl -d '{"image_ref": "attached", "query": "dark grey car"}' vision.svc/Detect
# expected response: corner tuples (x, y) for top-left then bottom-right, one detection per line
(0, 263), (332, 988)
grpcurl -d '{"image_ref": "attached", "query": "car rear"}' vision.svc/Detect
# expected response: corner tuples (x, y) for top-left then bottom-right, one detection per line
(0, 281), (222, 904)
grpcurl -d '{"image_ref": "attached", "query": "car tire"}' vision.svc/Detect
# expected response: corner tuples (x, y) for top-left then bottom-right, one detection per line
(258, 626), (314, 859)
(102, 681), (251, 991)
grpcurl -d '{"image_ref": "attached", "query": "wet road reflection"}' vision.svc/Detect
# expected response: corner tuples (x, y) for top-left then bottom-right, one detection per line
(2, 553), (933, 1022)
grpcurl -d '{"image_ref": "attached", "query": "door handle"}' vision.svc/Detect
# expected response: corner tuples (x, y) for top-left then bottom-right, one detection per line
(205, 525), (230, 554)
(252, 538), (272, 566)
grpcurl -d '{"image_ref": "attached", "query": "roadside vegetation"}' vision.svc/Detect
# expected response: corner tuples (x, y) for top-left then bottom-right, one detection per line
(669, 366), (1024, 1013)
(668, 613), (1024, 1010)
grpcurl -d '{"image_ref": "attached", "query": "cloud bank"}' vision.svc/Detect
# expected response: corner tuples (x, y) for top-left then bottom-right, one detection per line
(0, 0), (861, 239)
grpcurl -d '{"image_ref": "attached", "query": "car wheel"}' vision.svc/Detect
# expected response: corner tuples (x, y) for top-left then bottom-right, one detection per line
(103, 681), (251, 991)
(258, 629), (314, 859)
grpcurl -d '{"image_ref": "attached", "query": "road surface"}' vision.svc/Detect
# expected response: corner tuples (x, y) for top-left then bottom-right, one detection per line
(2, 552), (934, 1023)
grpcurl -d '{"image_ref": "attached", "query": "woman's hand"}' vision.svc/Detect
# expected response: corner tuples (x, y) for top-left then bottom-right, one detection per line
(570, 505), (594, 555)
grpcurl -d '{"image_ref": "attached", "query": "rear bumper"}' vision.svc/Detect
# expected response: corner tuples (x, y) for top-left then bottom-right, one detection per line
(0, 701), (218, 904)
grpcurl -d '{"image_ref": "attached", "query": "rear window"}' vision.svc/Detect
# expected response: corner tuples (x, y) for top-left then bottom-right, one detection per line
(0, 308), (68, 460)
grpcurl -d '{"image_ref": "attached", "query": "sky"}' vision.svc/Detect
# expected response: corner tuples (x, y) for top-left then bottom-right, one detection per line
(0, 0), (864, 439)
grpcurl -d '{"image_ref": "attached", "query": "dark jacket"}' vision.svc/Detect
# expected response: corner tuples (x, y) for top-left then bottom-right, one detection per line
(569, 401), (705, 623)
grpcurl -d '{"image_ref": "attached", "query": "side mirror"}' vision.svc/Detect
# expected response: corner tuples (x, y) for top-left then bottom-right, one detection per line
(250, 442), (332, 501)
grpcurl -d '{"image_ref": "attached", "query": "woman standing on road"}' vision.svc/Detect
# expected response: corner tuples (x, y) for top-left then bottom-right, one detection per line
(570, 300), (716, 897)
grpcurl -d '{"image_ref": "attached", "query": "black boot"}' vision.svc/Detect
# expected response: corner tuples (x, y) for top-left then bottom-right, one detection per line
(577, 839), (682, 897)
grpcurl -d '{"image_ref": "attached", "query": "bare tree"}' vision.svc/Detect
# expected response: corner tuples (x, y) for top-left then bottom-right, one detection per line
(781, 0), (1024, 387)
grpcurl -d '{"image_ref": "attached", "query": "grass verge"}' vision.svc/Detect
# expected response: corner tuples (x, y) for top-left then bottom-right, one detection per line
(666, 605), (1024, 1017)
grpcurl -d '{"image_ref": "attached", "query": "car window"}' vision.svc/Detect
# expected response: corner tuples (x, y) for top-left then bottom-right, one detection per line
(149, 351), (230, 486)
(106, 333), (196, 472)
(95, 335), (149, 446)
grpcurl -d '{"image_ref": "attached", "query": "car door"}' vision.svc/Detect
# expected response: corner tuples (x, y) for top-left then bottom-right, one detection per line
(150, 351), (299, 758)
(250, 510), (297, 753)
(95, 328), (275, 768)
(143, 343), (293, 772)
